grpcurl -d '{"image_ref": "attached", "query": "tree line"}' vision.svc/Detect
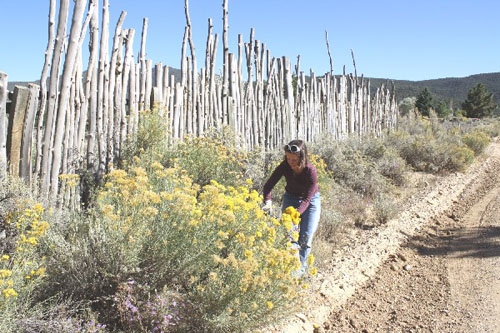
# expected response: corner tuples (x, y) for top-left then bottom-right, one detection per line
(400, 83), (498, 118)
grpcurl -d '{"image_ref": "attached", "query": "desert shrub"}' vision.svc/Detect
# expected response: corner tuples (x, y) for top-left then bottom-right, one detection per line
(388, 114), (476, 174)
(445, 146), (475, 171)
(342, 136), (408, 186)
(161, 136), (248, 188)
(476, 119), (500, 137)
(120, 108), (169, 166)
(316, 142), (388, 198)
(375, 148), (408, 186)
(316, 205), (346, 242)
(372, 193), (400, 224)
(461, 130), (490, 155)
(40, 158), (309, 332)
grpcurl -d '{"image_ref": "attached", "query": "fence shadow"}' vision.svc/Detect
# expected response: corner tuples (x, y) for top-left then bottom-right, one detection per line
(404, 226), (500, 259)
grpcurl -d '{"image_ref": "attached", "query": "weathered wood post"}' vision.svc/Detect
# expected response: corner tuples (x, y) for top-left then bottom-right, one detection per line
(86, 0), (99, 175)
(0, 72), (8, 179)
(107, 11), (127, 166)
(222, 0), (229, 127)
(7, 86), (29, 177)
(139, 17), (148, 111)
(97, 0), (110, 176)
(20, 84), (40, 183)
(121, 28), (135, 148)
(35, 0), (56, 177)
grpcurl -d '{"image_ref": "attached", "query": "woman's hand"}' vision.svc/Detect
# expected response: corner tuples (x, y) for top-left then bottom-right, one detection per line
(262, 200), (272, 213)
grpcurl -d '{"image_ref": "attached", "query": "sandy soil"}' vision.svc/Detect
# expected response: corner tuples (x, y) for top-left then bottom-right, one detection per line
(273, 139), (500, 333)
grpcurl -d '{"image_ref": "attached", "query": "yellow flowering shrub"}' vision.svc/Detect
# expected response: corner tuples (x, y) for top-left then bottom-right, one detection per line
(41, 155), (308, 332)
(0, 202), (48, 311)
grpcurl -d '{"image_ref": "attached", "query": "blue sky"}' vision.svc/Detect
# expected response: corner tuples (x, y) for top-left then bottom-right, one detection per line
(1, 0), (499, 82)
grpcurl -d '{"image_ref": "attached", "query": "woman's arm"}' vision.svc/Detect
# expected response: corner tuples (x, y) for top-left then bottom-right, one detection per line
(263, 162), (285, 202)
(296, 165), (318, 214)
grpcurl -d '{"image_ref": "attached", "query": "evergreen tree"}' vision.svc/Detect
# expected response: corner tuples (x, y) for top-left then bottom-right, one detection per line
(461, 83), (497, 118)
(415, 87), (433, 117)
(435, 101), (452, 118)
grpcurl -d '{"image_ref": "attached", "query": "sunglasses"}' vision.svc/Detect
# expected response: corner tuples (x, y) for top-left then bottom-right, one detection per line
(285, 144), (301, 154)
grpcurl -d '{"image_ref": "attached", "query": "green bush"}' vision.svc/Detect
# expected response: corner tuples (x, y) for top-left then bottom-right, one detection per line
(462, 130), (490, 155)
(317, 142), (388, 197)
(373, 193), (400, 224)
(120, 108), (169, 166)
(388, 114), (476, 174)
(375, 148), (408, 186)
(477, 119), (500, 138)
(445, 146), (475, 172)
(161, 135), (248, 188)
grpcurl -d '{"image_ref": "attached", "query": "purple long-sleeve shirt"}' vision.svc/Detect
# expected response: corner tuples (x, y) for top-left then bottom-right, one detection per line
(263, 161), (319, 214)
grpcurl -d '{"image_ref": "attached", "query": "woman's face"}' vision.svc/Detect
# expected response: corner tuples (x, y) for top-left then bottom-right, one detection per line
(285, 152), (301, 171)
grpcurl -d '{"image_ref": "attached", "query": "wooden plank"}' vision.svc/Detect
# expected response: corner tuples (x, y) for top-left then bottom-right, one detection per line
(7, 86), (30, 177)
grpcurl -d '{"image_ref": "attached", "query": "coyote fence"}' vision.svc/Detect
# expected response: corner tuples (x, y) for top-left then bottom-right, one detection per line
(0, 0), (398, 207)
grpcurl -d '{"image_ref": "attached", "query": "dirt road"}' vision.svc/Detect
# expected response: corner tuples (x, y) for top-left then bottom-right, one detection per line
(325, 143), (500, 333)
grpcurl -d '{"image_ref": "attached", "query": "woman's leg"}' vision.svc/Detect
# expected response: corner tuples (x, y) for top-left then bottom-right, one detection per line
(297, 192), (321, 268)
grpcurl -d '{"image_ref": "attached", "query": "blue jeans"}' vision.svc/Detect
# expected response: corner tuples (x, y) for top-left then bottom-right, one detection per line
(282, 191), (321, 270)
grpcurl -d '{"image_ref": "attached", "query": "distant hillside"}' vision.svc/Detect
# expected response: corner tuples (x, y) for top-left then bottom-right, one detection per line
(368, 72), (500, 108)
(7, 70), (500, 110)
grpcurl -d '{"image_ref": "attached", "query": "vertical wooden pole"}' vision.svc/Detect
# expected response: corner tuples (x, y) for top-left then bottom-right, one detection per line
(87, 0), (99, 175)
(139, 17), (148, 111)
(222, 0), (229, 126)
(20, 84), (40, 183)
(155, 62), (163, 109)
(184, 0), (199, 136)
(121, 28), (135, 148)
(145, 59), (153, 110)
(35, 0), (56, 177)
(97, 0), (110, 176)
(128, 62), (138, 137)
(0, 72), (7, 180)
(107, 11), (126, 167)
(7, 86), (29, 177)
(113, 31), (125, 160)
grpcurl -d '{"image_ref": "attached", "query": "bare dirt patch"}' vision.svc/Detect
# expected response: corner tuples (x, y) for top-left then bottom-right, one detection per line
(272, 140), (500, 333)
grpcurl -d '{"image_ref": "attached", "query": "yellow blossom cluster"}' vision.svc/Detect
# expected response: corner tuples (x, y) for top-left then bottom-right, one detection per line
(1, 203), (49, 305)
(59, 173), (80, 187)
(308, 154), (333, 179)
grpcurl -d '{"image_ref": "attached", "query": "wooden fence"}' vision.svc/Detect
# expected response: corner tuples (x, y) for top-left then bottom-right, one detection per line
(0, 0), (398, 205)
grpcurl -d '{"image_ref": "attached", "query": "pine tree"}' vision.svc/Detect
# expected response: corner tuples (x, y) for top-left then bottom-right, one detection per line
(435, 101), (452, 118)
(415, 87), (433, 117)
(461, 83), (497, 118)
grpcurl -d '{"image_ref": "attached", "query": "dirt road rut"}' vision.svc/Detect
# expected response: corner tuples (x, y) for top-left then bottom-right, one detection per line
(325, 141), (500, 332)
(275, 140), (500, 333)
